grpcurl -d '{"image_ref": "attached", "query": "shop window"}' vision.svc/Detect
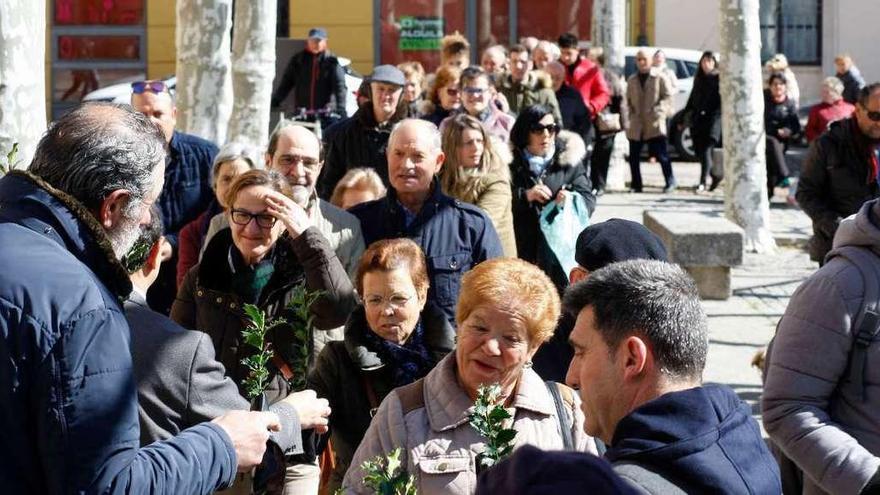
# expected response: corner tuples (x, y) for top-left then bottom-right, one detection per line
(378, 0), (467, 70)
(759, 0), (821, 65)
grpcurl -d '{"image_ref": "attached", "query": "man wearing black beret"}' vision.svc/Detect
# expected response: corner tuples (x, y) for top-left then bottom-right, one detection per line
(533, 218), (667, 382)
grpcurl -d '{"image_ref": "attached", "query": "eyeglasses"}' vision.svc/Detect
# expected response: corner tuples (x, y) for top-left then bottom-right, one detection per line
(462, 87), (486, 96)
(230, 209), (277, 229)
(131, 80), (169, 95)
(530, 123), (559, 134)
(445, 87), (461, 97)
(277, 154), (320, 170)
(363, 293), (414, 310)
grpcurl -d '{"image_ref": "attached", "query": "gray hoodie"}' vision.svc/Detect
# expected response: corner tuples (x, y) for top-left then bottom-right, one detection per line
(763, 199), (880, 495)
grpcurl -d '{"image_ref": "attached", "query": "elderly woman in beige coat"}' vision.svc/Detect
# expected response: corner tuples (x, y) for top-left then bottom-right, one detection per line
(342, 258), (596, 494)
(440, 113), (517, 257)
(625, 49), (675, 193)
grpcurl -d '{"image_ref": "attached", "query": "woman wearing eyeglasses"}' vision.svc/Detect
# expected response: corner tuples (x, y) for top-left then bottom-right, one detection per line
(510, 104), (595, 290)
(306, 238), (454, 493)
(171, 169), (356, 493)
(420, 66), (461, 126)
(448, 66), (516, 145)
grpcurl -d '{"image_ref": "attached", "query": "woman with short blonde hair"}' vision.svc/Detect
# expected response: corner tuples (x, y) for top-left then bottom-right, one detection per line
(805, 76), (855, 142)
(329, 167), (387, 210)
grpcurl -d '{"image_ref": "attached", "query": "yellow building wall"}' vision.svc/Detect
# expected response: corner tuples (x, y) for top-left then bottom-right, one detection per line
(147, 0), (177, 79)
(628, 0), (656, 46)
(289, 0), (374, 74)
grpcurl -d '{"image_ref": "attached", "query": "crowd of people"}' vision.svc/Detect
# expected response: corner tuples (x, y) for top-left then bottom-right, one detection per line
(2, 25), (880, 495)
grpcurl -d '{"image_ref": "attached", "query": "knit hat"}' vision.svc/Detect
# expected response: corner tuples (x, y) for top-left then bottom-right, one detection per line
(574, 218), (668, 271)
(475, 445), (638, 495)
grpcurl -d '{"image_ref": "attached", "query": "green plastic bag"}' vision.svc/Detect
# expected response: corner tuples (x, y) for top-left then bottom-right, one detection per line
(539, 191), (591, 276)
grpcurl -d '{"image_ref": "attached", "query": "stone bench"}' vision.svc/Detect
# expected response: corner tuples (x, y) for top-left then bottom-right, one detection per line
(643, 211), (744, 300)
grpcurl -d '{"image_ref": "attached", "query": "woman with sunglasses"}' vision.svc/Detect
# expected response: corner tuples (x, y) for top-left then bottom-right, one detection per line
(171, 169), (356, 493)
(307, 238), (454, 493)
(420, 66), (461, 126)
(510, 104), (595, 290)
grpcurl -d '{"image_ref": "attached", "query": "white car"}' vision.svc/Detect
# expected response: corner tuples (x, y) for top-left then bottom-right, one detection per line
(622, 47), (706, 160)
(83, 56), (363, 118)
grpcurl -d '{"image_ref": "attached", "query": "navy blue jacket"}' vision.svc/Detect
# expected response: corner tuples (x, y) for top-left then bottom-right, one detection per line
(349, 181), (503, 324)
(605, 384), (781, 494)
(0, 171), (236, 494)
(161, 130), (218, 247)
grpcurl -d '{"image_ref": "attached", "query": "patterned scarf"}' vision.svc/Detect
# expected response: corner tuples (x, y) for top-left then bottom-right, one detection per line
(228, 246), (275, 304)
(363, 320), (434, 387)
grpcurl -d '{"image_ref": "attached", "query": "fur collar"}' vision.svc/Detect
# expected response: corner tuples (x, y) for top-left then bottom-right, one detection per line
(7, 170), (132, 299)
(555, 130), (587, 167)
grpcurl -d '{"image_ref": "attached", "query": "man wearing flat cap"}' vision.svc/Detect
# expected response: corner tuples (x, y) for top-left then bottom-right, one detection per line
(533, 218), (668, 381)
(272, 27), (347, 120)
(319, 65), (409, 198)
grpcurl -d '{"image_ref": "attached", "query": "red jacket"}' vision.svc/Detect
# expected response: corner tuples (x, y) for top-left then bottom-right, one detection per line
(564, 57), (611, 117)
(805, 99), (855, 142)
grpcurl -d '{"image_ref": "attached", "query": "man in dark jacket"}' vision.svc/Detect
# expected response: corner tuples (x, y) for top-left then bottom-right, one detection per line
(271, 28), (347, 119)
(836, 54), (867, 105)
(546, 61), (593, 147)
(797, 82), (880, 263)
(0, 102), (277, 494)
(564, 260), (780, 493)
(130, 80), (218, 314)
(349, 119), (504, 325)
(318, 65), (408, 198)
(497, 44), (563, 122)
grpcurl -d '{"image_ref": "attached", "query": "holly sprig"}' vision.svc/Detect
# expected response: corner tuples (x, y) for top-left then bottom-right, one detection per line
(0, 142), (18, 176)
(468, 383), (517, 470)
(360, 447), (417, 495)
(241, 303), (280, 400)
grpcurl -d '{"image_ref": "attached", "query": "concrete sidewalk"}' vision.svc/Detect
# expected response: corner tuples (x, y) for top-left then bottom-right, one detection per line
(593, 160), (817, 423)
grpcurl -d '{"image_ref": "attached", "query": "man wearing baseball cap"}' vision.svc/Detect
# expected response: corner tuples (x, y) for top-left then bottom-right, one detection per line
(271, 27), (347, 120)
(319, 64), (408, 198)
(533, 218), (668, 381)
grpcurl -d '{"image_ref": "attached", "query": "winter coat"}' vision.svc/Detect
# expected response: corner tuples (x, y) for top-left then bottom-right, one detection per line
(0, 171), (237, 494)
(625, 70), (674, 142)
(441, 148), (518, 257)
(510, 130), (595, 288)
(176, 200), (223, 287)
(319, 106), (400, 198)
(805, 99), (855, 142)
(838, 66), (867, 105)
(683, 72), (721, 143)
(564, 56), (611, 116)
(126, 290), (302, 454)
(607, 384), (781, 494)
(342, 353), (597, 495)
(764, 90), (801, 143)
(440, 107), (516, 146)
(556, 83), (593, 145)
(349, 180), (504, 325)
(497, 71), (563, 123)
(307, 304), (454, 493)
(796, 118), (880, 261)
(171, 227), (356, 403)
(271, 49), (347, 115)
(161, 130), (218, 247)
(763, 198), (880, 494)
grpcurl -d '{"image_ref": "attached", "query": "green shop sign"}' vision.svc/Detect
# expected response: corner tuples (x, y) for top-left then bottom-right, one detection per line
(399, 16), (444, 51)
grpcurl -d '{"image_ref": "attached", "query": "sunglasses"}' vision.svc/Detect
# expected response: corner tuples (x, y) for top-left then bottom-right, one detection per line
(530, 123), (559, 134)
(862, 107), (880, 122)
(230, 209), (277, 229)
(445, 87), (461, 97)
(131, 80), (169, 94)
(462, 87), (486, 96)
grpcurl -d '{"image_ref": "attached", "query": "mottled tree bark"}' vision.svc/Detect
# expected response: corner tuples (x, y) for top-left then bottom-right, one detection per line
(720, 0), (776, 253)
(176, 0), (233, 144)
(0, 0), (46, 169)
(226, 0), (276, 148)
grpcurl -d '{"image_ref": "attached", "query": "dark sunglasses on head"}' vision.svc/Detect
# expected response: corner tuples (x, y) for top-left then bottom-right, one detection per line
(131, 80), (169, 95)
(530, 123), (559, 134)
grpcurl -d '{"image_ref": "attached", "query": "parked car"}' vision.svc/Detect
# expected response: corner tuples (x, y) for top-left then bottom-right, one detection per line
(622, 47), (704, 161)
(83, 56), (363, 118)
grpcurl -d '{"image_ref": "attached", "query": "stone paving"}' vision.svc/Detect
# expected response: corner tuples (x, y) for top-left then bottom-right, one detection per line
(593, 159), (817, 427)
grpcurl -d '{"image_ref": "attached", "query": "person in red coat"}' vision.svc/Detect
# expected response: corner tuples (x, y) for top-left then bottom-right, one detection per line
(558, 33), (611, 119)
(805, 77), (855, 142)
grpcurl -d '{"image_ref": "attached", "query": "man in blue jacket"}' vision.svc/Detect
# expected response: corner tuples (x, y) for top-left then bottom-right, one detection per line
(349, 118), (503, 324)
(562, 260), (781, 493)
(0, 102), (279, 494)
(130, 79), (218, 314)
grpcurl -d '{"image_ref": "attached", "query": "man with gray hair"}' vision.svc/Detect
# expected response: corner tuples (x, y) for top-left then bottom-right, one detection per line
(0, 102), (281, 493)
(349, 118), (503, 324)
(563, 260), (780, 493)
